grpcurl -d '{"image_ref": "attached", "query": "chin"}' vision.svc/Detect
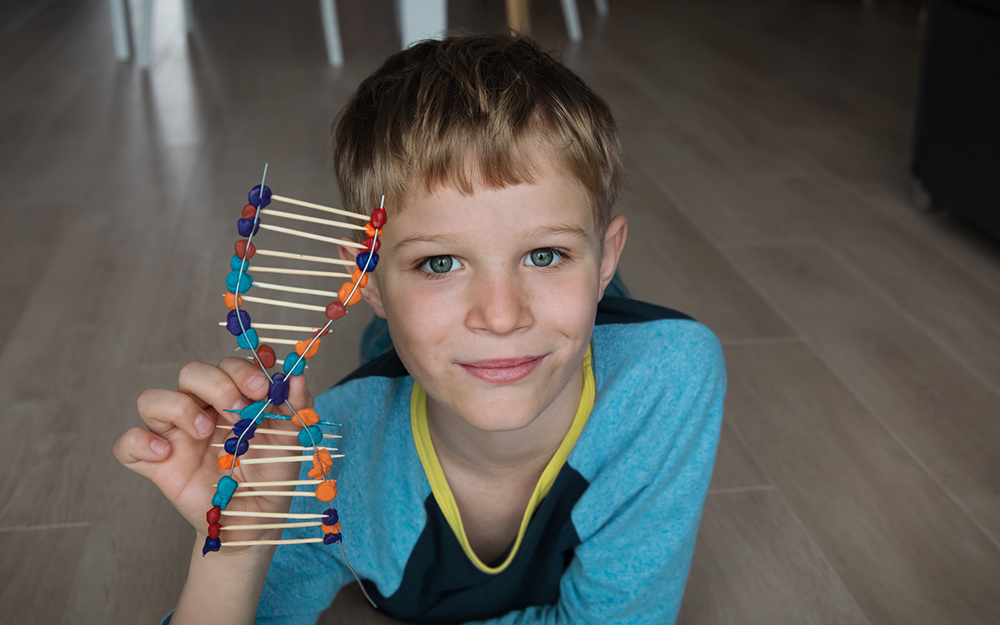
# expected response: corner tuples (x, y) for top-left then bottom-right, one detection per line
(461, 402), (542, 433)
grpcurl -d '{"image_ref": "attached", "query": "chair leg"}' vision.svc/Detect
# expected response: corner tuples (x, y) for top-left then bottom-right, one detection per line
(320, 0), (343, 66)
(505, 0), (529, 35)
(594, 0), (609, 17)
(109, 0), (131, 61)
(137, 0), (154, 68)
(560, 0), (582, 42)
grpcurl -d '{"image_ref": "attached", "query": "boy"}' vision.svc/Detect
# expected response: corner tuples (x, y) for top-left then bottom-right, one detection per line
(114, 35), (725, 624)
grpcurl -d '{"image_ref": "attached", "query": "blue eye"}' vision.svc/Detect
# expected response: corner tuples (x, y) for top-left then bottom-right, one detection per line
(524, 248), (561, 267)
(422, 255), (463, 274)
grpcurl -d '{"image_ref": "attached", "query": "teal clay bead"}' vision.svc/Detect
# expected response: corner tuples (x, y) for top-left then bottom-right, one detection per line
(212, 476), (239, 509)
(240, 401), (269, 422)
(226, 270), (254, 293)
(298, 425), (323, 448)
(282, 352), (306, 376)
(236, 328), (260, 350)
(231, 254), (250, 271)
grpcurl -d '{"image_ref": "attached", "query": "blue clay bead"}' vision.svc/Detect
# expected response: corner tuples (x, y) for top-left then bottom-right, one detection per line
(226, 309), (251, 336)
(356, 252), (379, 271)
(202, 537), (222, 556)
(323, 509), (339, 526)
(236, 328), (259, 350)
(249, 184), (272, 208)
(231, 254), (250, 271)
(226, 270), (254, 293)
(212, 476), (238, 509)
(237, 217), (261, 237)
(232, 421), (257, 442)
(282, 352), (305, 376)
(239, 401), (268, 422)
(224, 437), (250, 456)
(269, 372), (288, 406)
(323, 533), (342, 545)
(297, 425), (322, 448)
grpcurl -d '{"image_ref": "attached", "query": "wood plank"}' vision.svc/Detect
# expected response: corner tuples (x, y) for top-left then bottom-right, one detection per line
(722, 274), (1000, 624)
(0, 525), (91, 624)
(679, 490), (870, 625)
(708, 419), (770, 493)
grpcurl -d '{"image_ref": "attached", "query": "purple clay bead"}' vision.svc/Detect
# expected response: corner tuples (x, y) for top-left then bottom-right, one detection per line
(323, 533), (342, 545)
(323, 508), (339, 526)
(269, 372), (289, 406)
(356, 252), (379, 271)
(232, 420), (257, 440)
(249, 184), (272, 208)
(224, 437), (250, 456)
(202, 536), (222, 556)
(226, 309), (251, 336)
(237, 217), (261, 237)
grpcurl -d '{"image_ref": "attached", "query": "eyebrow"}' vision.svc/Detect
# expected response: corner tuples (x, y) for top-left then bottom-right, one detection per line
(393, 233), (463, 252)
(393, 223), (590, 253)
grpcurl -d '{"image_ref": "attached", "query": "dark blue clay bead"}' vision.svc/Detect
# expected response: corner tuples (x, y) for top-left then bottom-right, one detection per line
(237, 217), (261, 237)
(323, 533), (342, 545)
(269, 372), (289, 406)
(226, 309), (251, 336)
(232, 420), (257, 440)
(224, 437), (250, 456)
(249, 184), (272, 208)
(323, 509), (339, 526)
(356, 252), (378, 271)
(202, 536), (222, 555)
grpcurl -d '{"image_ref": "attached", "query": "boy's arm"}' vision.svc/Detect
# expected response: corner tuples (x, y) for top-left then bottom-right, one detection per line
(470, 334), (726, 625)
(170, 540), (277, 624)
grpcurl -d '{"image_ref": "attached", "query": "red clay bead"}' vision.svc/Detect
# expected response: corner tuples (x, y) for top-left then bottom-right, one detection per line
(313, 326), (329, 338)
(362, 237), (381, 253)
(369, 208), (387, 229)
(256, 344), (276, 368)
(235, 240), (256, 260)
(207, 506), (222, 524)
(207, 522), (222, 539)
(325, 301), (346, 320)
(241, 204), (257, 219)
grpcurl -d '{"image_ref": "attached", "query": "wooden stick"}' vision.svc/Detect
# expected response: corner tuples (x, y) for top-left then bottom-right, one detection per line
(220, 510), (325, 519)
(260, 208), (366, 232)
(259, 223), (366, 249)
(233, 479), (322, 487)
(223, 538), (325, 547)
(221, 522), (321, 530)
(255, 249), (354, 267)
(237, 337), (298, 347)
(232, 491), (318, 498)
(241, 295), (327, 312)
(270, 194), (370, 222)
(238, 454), (344, 465)
(248, 267), (352, 279)
(254, 281), (338, 298)
(212, 444), (337, 452)
(214, 426), (341, 439)
(220, 322), (320, 333)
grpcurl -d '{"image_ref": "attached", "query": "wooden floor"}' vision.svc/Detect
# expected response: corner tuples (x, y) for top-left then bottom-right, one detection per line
(1, 0), (999, 622)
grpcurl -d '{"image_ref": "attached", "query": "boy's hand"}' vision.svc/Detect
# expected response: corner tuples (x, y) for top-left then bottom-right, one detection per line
(114, 358), (314, 540)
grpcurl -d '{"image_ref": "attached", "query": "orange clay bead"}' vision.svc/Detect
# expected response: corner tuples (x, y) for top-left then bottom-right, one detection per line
(321, 521), (342, 535)
(337, 282), (362, 306)
(295, 338), (321, 358)
(308, 449), (333, 478)
(224, 292), (244, 310)
(351, 268), (368, 288)
(364, 224), (382, 238)
(218, 454), (239, 470)
(294, 408), (320, 427)
(315, 480), (338, 502)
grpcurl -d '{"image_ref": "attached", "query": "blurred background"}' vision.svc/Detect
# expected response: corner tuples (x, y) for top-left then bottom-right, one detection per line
(1, 0), (999, 622)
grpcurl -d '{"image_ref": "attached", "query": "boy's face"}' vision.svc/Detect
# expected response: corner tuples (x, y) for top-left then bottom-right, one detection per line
(370, 157), (626, 434)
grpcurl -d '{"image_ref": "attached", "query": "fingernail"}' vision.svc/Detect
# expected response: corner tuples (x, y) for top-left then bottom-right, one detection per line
(150, 439), (168, 455)
(194, 414), (213, 437)
(247, 375), (267, 392)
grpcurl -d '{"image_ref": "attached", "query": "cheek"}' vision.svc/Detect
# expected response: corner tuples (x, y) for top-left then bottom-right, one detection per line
(381, 278), (461, 357)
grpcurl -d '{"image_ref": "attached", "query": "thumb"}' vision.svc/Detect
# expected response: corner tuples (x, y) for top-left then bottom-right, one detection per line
(287, 372), (314, 411)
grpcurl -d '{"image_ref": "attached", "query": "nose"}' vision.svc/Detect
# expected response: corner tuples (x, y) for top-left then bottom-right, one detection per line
(466, 267), (533, 336)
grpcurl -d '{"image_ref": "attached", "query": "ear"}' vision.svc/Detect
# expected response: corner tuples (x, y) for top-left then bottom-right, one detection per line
(597, 215), (628, 300)
(338, 241), (387, 318)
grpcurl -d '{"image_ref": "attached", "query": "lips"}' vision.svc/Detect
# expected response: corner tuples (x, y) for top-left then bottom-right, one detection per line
(458, 356), (544, 384)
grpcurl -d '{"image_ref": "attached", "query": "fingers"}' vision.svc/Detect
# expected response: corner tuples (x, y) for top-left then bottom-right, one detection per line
(113, 426), (171, 480)
(138, 387), (218, 440)
(287, 373), (314, 411)
(217, 357), (272, 402)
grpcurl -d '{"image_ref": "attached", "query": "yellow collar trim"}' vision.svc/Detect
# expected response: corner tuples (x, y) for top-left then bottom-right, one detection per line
(410, 346), (595, 574)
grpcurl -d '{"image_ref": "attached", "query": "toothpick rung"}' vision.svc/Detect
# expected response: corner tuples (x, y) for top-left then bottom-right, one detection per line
(233, 479), (322, 487)
(255, 249), (354, 267)
(221, 510), (325, 519)
(249, 267), (352, 278)
(260, 208), (366, 231)
(241, 295), (327, 312)
(238, 454), (344, 465)
(221, 522), (321, 531)
(232, 491), (319, 498)
(238, 337), (298, 347)
(259, 223), (366, 249)
(270, 194), (370, 222)
(220, 322), (320, 333)
(212, 444), (337, 452)
(223, 538), (325, 547)
(214, 426), (341, 439)
(254, 281), (338, 298)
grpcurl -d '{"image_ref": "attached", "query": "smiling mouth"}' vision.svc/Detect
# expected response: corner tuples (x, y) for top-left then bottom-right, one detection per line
(457, 356), (545, 384)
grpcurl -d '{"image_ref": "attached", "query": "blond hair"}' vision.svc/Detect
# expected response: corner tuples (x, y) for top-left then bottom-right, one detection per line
(332, 34), (623, 233)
